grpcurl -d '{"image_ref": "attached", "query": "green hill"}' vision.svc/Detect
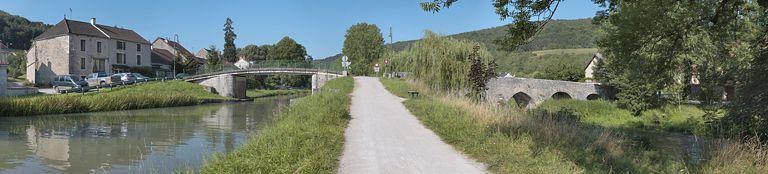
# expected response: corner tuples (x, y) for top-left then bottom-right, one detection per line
(321, 18), (602, 80)
(388, 18), (601, 53)
(0, 10), (51, 50)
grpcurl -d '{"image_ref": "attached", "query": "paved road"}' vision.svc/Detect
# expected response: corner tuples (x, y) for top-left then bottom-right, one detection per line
(339, 77), (486, 174)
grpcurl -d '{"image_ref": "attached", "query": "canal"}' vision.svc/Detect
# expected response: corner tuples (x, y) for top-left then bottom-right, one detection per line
(0, 95), (301, 173)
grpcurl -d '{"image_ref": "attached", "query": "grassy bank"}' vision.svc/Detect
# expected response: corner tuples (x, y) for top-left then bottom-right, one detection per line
(537, 100), (711, 134)
(380, 78), (767, 173)
(201, 77), (353, 173)
(246, 89), (310, 98)
(0, 81), (225, 116)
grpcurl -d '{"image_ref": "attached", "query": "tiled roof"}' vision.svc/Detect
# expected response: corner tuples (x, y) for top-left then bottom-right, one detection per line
(151, 48), (174, 65)
(34, 19), (150, 44)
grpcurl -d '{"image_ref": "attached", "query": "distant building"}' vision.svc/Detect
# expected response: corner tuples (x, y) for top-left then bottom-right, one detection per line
(26, 18), (151, 85)
(150, 38), (204, 77)
(196, 48), (208, 60)
(583, 53), (602, 82)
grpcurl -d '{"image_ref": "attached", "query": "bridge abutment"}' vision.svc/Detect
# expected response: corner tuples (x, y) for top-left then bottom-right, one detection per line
(196, 74), (247, 99)
(312, 73), (338, 93)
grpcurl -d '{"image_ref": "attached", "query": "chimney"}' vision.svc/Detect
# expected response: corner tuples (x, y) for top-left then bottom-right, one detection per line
(90, 18), (96, 25)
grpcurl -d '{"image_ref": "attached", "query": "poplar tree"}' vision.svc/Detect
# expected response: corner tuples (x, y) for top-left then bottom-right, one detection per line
(223, 18), (237, 63)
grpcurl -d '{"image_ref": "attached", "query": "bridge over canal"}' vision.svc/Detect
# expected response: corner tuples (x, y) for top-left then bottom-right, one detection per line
(486, 77), (613, 108)
(184, 61), (345, 98)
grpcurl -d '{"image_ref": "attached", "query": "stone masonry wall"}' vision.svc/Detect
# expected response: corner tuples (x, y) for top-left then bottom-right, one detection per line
(26, 35), (70, 85)
(486, 77), (608, 108)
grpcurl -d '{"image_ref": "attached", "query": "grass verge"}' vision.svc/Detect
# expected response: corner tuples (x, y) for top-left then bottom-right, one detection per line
(537, 99), (711, 134)
(0, 81), (226, 116)
(246, 89), (310, 98)
(380, 78), (768, 173)
(201, 77), (353, 173)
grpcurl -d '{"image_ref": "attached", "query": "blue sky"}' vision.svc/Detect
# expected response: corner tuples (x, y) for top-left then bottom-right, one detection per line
(2, 0), (601, 59)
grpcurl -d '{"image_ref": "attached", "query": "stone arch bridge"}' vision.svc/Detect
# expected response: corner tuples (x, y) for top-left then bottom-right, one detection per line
(486, 77), (612, 108)
(184, 67), (344, 99)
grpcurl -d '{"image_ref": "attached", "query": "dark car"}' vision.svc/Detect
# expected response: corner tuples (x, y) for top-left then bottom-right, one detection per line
(52, 75), (90, 93)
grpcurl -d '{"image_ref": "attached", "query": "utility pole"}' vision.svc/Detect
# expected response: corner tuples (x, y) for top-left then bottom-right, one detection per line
(386, 27), (393, 78)
(173, 34), (178, 79)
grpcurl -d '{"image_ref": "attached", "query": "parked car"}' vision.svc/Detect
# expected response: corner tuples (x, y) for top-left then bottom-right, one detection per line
(111, 73), (136, 84)
(86, 72), (111, 86)
(52, 75), (90, 93)
(175, 73), (190, 79)
(132, 73), (150, 81)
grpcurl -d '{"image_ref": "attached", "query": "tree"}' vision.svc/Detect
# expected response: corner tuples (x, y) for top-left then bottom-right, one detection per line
(222, 18), (237, 63)
(0, 10), (51, 50)
(205, 45), (221, 66)
(421, 0), (564, 51)
(343, 23), (385, 76)
(467, 45), (498, 101)
(271, 36), (308, 61)
(173, 52), (201, 75)
(267, 37), (310, 88)
(238, 44), (263, 61)
(7, 51), (26, 78)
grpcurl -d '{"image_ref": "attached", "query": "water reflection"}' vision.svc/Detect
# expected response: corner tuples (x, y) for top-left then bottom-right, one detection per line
(0, 95), (298, 173)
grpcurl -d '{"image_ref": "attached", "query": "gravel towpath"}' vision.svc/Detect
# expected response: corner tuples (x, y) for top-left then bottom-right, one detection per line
(339, 77), (486, 174)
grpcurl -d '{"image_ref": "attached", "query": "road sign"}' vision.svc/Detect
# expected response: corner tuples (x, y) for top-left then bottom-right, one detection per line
(341, 56), (351, 68)
(374, 63), (380, 73)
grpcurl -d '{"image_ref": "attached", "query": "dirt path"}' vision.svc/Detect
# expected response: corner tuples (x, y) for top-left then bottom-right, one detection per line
(339, 77), (486, 174)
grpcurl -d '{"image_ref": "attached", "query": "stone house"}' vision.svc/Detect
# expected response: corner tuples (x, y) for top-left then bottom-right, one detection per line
(583, 53), (602, 82)
(26, 18), (151, 85)
(150, 38), (204, 77)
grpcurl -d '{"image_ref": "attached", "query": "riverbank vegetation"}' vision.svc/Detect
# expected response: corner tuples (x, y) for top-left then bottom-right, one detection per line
(0, 81), (224, 116)
(201, 77), (353, 173)
(538, 100), (712, 135)
(381, 78), (768, 173)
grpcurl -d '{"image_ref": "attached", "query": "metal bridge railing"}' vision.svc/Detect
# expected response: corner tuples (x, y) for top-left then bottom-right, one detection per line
(189, 60), (343, 77)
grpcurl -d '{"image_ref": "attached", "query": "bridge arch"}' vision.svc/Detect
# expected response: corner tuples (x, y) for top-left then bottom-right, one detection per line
(511, 92), (532, 108)
(551, 92), (572, 100)
(586, 94), (601, 100)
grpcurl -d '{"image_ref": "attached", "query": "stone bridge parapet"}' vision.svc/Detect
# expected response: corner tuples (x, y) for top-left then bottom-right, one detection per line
(486, 77), (611, 108)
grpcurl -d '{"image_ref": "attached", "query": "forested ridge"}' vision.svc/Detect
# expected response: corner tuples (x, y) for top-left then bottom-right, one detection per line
(320, 18), (601, 80)
(0, 10), (51, 50)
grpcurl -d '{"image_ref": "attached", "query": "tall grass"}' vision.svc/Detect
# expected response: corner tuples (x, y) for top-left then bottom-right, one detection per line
(537, 99), (711, 135)
(381, 78), (768, 173)
(201, 77), (353, 173)
(0, 81), (223, 116)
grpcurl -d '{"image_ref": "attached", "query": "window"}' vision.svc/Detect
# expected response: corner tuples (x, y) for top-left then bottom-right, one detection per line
(93, 59), (106, 72)
(137, 55), (142, 65)
(97, 42), (102, 53)
(117, 53), (126, 64)
(80, 40), (86, 51)
(80, 58), (86, 69)
(136, 44), (141, 52)
(117, 41), (125, 50)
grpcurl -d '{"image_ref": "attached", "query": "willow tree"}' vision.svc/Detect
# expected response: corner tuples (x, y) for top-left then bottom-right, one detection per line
(391, 31), (493, 92)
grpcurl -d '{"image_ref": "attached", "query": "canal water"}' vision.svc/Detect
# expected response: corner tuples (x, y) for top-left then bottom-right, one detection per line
(0, 95), (300, 173)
